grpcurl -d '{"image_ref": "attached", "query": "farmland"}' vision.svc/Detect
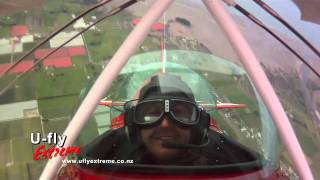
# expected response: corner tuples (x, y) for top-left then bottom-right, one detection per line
(0, 0), (139, 179)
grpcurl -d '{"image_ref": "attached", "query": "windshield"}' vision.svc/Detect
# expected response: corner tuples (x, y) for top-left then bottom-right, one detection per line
(0, 0), (319, 180)
(75, 50), (279, 177)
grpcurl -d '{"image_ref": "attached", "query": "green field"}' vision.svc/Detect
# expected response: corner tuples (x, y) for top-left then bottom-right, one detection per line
(203, 71), (264, 153)
(0, 40), (89, 180)
(84, 23), (130, 62)
(0, 117), (49, 179)
(0, 26), (10, 38)
(0, 2), (146, 178)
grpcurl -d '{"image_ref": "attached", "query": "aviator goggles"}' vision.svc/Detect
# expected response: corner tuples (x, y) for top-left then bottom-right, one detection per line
(127, 98), (201, 127)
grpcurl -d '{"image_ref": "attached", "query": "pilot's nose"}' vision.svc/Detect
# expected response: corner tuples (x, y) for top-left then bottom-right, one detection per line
(160, 115), (171, 128)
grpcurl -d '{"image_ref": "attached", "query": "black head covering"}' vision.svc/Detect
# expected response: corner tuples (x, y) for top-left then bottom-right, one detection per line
(126, 74), (208, 147)
(138, 74), (195, 102)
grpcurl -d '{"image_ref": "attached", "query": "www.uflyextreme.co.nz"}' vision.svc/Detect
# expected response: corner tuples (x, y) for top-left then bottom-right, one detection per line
(62, 158), (134, 165)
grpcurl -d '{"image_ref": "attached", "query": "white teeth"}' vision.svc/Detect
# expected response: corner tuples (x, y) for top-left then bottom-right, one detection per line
(157, 136), (174, 140)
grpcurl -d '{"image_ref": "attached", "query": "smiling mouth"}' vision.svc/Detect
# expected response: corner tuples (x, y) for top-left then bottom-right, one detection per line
(155, 136), (175, 140)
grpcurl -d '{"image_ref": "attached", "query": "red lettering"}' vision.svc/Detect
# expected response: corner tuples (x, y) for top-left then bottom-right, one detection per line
(33, 145), (81, 160)
(54, 148), (60, 157)
(74, 146), (81, 155)
(66, 146), (81, 155)
(34, 145), (45, 160)
(59, 147), (66, 156)
(48, 146), (55, 159)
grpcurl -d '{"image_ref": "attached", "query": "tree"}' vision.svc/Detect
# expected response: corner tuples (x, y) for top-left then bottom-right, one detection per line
(175, 17), (191, 27)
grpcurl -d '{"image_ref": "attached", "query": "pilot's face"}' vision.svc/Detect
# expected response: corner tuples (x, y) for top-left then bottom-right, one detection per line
(141, 114), (191, 162)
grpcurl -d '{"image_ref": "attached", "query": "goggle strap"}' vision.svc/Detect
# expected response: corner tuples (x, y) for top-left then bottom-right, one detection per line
(165, 99), (169, 112)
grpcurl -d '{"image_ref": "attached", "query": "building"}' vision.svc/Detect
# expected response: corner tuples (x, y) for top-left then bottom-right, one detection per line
(132, 18), (166, 31)
(0, 100), (39, 122)
(49, 31), (84, 48)
(35, 46), (86, 69)
(43, 57), (73, 69)
(0, 61), (34, 75)
(11, 25), (29, 37)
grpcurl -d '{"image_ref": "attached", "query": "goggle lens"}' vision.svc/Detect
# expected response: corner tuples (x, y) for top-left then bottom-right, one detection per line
(135, 101), (163, 124)
(171, 100), (198, 124)
(134, 99), (199, 126)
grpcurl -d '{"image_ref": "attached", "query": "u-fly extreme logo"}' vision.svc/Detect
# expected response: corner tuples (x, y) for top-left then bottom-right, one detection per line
(30, 132), (80, 160)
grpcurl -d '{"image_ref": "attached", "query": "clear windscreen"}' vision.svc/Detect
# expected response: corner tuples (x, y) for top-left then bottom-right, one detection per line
(75, 50), (279, 177)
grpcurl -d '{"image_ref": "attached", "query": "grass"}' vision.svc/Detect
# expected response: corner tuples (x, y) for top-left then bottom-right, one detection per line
(9, 120), (24, 139)
(12, 137), (34, 162)
(293, 124), (319, 156)
(275, 75), (320, 173)
(0, 118), (41, 141)
(0, 166), (5, 180)
(138, 36), (161, 53)
(0, 25), (10, 38)
(0, 120), (24, 141)
(6, 162), (29, 180)
(27, 161), (47, 180)
(38, 95), (79, 119)
(105, 73), (133, 100)
(42, 0), (86, 26)
(0, 122), (10, 140)
(23, 118), (42, 137)
(14, 73), (37, 101)
(0, 140), (11, 166)
(0, 56), (90, 119)
(83, 12), (134, 63)
(44, 0), (86, 15)
(85, 63), (103, 77)
(205, 72), (260, 124)
(72, 56), (88, 67)
(290, 107), (320, 157)
(0, 1), (103, 179)
(83, 11), (161, 62)
(43, 118), (69, 135)
(200, 70), (264, 153)
(0, 73), (36, 104)
(84, 28), (130, 62)
(22, 42), (39, 53)
(0, 116), (69, 179)
(0, 118), (43, 166)
(0, 52), (30, 64)
(35, 67), (87, 99)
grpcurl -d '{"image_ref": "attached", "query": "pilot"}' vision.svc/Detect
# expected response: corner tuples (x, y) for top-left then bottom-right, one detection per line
(82, 74), (260, 168)
(124, 74), (210, 165)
